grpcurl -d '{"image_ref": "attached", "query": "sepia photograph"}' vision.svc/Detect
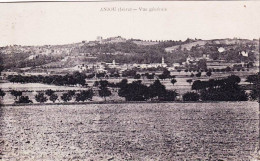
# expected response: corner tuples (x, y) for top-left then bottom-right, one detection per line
(0, 1), (259, 160)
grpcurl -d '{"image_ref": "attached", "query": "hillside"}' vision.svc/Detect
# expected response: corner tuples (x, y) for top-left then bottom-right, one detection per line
(0, 37), (258, 70)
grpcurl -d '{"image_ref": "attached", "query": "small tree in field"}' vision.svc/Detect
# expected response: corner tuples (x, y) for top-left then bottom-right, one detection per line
(171, 79), (177, 86)
(75, 90), (94, 102)
(10, 90), (22, 99)
(183, 92), (200, 101)
(0, 89), (6, 98)
(186, 79), (193, 85)
(16, 96), (32, 104)
(45, 89), (55, 97)
(99, 87), (111, 101)
(67, 90), (76, 97)
(49, 94), (58, 103)
(35, 93), (47, 103)
(61, 93), (72, 102)
(206, 71), (212, 77)
(196, 72), (201, 78)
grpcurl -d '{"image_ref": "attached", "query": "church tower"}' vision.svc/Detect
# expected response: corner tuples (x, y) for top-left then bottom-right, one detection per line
(162, 57), (165, 64)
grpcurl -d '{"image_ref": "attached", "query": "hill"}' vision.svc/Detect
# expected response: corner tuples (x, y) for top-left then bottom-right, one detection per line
(0, 37), (258, 70)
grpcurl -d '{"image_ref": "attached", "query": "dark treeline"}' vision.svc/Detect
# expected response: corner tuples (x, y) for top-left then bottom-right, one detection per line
(118, 79), (178, 101)
(7, 72), (87, 87)
(7, 69), (176, 87)
(191, 75), (248, 101)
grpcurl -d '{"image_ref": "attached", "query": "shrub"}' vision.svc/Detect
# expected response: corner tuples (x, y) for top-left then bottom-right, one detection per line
(35, 93), (47, 103)
(16, 96), (32, 104)
(171, 79), (177, 86)
(0, 89), (6, 98)
(159, 90), (178, 101)
(49, 94), (58, 103)
(67, 90), (76, 97)
(75, 90), (94, 102)
(61, 93), (72, 102)
(186, 79), (193, 85)
(183, 92), (200, 101)
(10, 90), (22, 99)
(45, 89), (55, 96)
(98, 87), (112, 101)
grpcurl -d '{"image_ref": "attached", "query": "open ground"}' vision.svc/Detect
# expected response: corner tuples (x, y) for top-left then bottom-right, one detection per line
(0, 102), (259, 160)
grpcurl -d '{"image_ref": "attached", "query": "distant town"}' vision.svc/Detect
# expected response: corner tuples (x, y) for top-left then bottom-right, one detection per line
(0, 36), (259, 78)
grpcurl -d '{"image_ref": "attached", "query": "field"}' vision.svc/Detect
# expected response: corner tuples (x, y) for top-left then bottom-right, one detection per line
(0, 102), (259, 160)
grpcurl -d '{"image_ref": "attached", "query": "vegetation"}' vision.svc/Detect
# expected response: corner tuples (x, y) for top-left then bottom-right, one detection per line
(49, 94), (58, 103)
(192, 75), (248, 101)
(7, 71), (87, 87)
(45, 89), (55, 96)
(171, 79), (177, 86)
(118, 79), (178, 101)
(98, 80), (112, 101)
(186, 79), (193, 85)
(61, 92), (73, 102)
(75, 90), (94, 102)
(246, 73), (260, 101)
(183, 92), (200, 101)
(0, 89), (6, 98)
(10, 90), (22, 99)
(35, 93), (48, 103)
(15, 96), (32, 104)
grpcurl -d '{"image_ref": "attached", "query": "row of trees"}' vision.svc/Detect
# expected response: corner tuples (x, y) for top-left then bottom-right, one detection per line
(1, 74), (258, 103)
(186, 75), (249, 101)
(2, 89), (94, 104)
(7, 72), (87, 87)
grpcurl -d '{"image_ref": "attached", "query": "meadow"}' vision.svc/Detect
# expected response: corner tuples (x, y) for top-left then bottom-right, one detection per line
(0, 102), (259, 160)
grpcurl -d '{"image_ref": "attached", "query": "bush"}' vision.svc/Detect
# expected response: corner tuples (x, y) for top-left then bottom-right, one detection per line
(49, 94), (58, 103)
(61, 93), (72, 102)
(159, 90), (178, 101)
(45, 89), (55, 96)
(16, 96), (32, 104)
(10, 90), (22, 99)
(35, 93), (47, 103)
(75, 90), (94, 102)
(0, 89), (6, 98)
(183, 92), (200, 101)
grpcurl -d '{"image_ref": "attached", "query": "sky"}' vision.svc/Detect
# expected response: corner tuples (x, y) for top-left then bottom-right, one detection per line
(0, 1), (259, 46)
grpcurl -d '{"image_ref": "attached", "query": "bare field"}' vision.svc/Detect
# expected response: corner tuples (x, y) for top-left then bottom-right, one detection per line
(0, 102), (259, 160)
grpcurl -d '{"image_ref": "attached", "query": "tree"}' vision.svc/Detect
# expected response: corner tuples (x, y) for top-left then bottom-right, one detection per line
(183, 92), (200, 101)
(171, 79), (177, 86)
(45, 89), (55, 96)
(206, 71), (212, 77)
(10, 90), (22, 99)
(159, 90), (178, 101)
(0, 89), (6, 98)
(134, 74), (141, 79)
(16, 96), (32, 104)
(75, 90), (94, 102)
(35, 93), (47, 103)
(98, 80), (112, 101)
(98, 87), (112, 101)
(190, 73), (194, 77)
(61, 93), (72, 102)
(149, 80), (166, 100)
(186, 79), (193, 85)
(67, 90), (76, 97)
(118, 80), (149, 101)
(196, 72), (201, 78)
(197, 59), (207, 70)
(49, 94), (58, 103)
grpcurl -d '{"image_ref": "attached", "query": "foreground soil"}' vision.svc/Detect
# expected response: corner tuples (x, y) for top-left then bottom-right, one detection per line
(0, 102), (259, 160)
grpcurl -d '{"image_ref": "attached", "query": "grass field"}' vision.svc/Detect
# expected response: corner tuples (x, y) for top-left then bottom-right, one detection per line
(0, 102), (259, 160)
